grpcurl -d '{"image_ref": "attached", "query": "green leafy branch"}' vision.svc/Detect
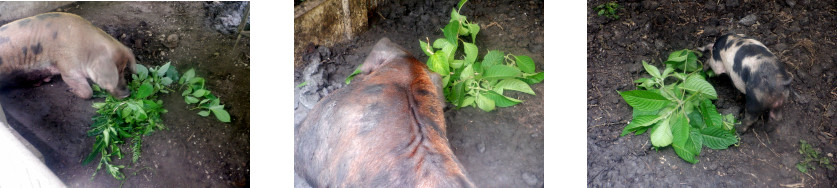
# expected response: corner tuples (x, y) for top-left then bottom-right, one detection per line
(418, 0), (543, 112)
(179, 69), (231, 122)
(619, 49), (739, 164)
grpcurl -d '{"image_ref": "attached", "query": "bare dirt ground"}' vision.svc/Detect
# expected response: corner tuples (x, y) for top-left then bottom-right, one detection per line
(0, 2), (249, 187)
(588, 0), (837, 187)
(293, 0), (544, 187)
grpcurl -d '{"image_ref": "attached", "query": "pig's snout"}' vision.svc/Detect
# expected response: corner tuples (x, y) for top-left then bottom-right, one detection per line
(112, 86), (130, 99)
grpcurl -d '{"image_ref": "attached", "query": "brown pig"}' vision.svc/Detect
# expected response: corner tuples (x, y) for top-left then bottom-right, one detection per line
(0, 12), (136, 99)
(295, 38), (476, 187)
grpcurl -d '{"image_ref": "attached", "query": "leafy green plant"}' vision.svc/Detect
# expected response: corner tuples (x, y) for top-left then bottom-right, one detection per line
(180, 69), (231, 122)
(619, 49), (740, 164)
(796, 140), (835, 173)
(418, 0), (543, 112)
(594, 1), (620, 19)
(85, 62), (231, 180)
(84, 62), (177, 180)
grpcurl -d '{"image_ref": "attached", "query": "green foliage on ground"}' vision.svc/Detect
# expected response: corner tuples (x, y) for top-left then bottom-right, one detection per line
(84, 62), (230, 181)
(796, 140), (835, 173)
(619, 49), (740, 164)
(420, 0), (543, 112)
(594, 1), (621, 19)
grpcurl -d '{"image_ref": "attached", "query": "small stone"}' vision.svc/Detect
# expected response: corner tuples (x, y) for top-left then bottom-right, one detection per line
(786, 0), (796, 7)
(828, 153), (833, 158)
(522, 172), (539, 186)
(164, 34), (179, 48)
(739, 14), (758, 26)
(477, 142), (485, 153)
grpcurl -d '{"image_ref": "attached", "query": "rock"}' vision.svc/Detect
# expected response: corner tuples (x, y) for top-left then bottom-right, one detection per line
(521, 172), (539, 186)
(477, 142), (485, 153)
(527, 43), (543, 54)
(786, 0), (796, 7)
(739, 14), (758, 26)
(299, 87), (321, 109)
(303, 56), (324, 88)
(164, 34), (179, 48)
(294, 108), (309, 127)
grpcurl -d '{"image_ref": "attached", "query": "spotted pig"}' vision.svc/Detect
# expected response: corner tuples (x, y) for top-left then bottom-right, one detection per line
(0, 12), (136, 99)
(295, 38), (475, 187)
(699, 33), (791, 131)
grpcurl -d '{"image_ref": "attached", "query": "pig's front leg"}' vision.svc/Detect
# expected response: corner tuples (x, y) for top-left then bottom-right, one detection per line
(62, 71), (92, 99)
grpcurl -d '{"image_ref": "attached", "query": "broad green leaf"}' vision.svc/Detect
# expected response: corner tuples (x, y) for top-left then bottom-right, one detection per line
(462, 96), (476, 107)
(452, 82), (466, 107)
(161, 77), (173, 86)
(662, 66), (674, 78)
(483, 90), (522, 107)
(457, 0), (467, 11)
(156, 62), (171, 77)
(198, 110), (210, 117)
(666, 49), (688, 63)
(690, 130), (704, 155)
(699, 100), (724, 129)
(192, 89), (208, 97)
(345, 65), (363, 84)
(199, 99), (210, 105)
(428, 51), (450, 75)
(482, 50), (504, 68)
(721, 113), (738, 131)
(621, 115), (663, 136)
(682, 75), (718, 99)
(522, 72), (544, 84)
(670, 113), (690, 146)
(475, 93), (495, 112)
(618, 90), (670, 111)
(442, 75), (450, 88)
(469, 23), (479, 42)
(211, 108), (231, 122)
(450, 8), (462, 23)
(463, 42), (478, 63)
(419, 40), (432, 57)
(641, 61), (661, 79)
(632, 107), (662, 118)
(433, 38), (449, 49)
(185, 96), (199, 104)
(673, 129), (701, 164)
(688, 111), (706, 129)
(451, 60), (465, 69)
(182, 87), (193, 97)
(442, 41), (458, 62)
(92, 102), (106, 109)
(494, 79), (535, 95)
(649, 118), (673, 147)
(635, 126), (650, 135)
(135, 64), (149, 80)
(700, 126), (738, 149)
(515, 55), (536, 73)
(136, 83), (154, 99)
(443, 21), (460, 47)
(483, 65), (521, 80)
(188, 76), (204, 86)
(180, 68), (195, 84)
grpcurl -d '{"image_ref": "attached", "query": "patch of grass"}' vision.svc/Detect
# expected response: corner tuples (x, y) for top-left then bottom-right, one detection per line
(594, 1), (621, 19)
(619, 49), (740, 164)
(796, 140), (835, 173)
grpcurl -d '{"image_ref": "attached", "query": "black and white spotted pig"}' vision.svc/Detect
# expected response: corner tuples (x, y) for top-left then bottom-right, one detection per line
(699, 33), (792, 131)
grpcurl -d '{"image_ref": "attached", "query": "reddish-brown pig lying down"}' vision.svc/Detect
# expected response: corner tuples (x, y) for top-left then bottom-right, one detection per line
(295, 38), (476, 187)
(0, 12), (136, 99)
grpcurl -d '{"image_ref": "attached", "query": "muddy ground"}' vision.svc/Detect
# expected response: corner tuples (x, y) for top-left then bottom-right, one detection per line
(0, 2), (249, 187)
(588, 0), (837, 187)
(293, 0), (544, 187)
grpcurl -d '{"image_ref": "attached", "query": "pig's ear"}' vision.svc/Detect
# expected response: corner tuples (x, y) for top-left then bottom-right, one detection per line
(359, 37), (409, 74)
